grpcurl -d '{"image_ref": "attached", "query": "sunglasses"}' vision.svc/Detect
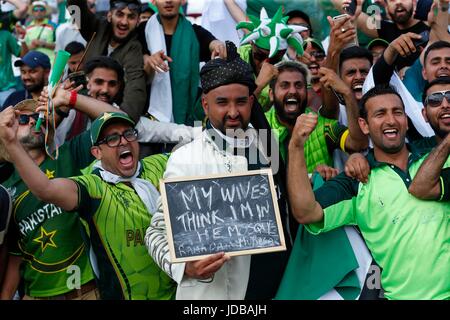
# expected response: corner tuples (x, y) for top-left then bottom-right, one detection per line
(33, 7), (46, 12)
(425, 90), (450, 108)
(111, 2), (140, 12)
(18, 113), (40, 125)
(96, 128), (138, 147)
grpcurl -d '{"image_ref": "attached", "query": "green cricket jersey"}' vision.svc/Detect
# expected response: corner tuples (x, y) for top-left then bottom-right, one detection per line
(71, 154), (176, 300)
(306, 146), (450, 300)
(265, 107), (348, 172)
(0, 30), (21, 91)
(4, 131), (94, 297)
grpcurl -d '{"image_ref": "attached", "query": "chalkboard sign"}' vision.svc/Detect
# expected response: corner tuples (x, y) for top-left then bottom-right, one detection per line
(160, 169), (286, 263)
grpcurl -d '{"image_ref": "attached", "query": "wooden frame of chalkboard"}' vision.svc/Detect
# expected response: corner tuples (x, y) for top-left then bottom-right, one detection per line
(160, 169), (286, 263)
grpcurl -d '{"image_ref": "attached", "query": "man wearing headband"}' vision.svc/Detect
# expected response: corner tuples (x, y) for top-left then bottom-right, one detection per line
(0, 106), (177, 299)
(66, 0), (147, 122)
(145, 42), (292, 300)
(0, 98), (118, 300)
(236, 7), (307, 111)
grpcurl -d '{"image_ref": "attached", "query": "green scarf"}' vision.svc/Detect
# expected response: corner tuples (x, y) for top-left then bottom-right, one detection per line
(169, 15), (200, 125)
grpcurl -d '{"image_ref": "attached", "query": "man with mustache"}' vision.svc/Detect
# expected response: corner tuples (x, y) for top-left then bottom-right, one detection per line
(344, 0), (430, 68)
(145, 42), (294, 300)
(266, 60), (368, 180)
(288, 84), (449, 299)
(2, 51), (50, 110)
(0, 109), (177, 300)
(0, 97), (120, 300)
(66, 0), (146, 122)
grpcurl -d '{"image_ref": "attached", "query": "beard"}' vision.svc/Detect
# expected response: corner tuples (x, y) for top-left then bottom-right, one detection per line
(429, 121), (449, 140)
(24, 82), (44, 94)
(20, 133), (44, 150)
(391, 6), (413, 25)
(273, 94), (307, 126)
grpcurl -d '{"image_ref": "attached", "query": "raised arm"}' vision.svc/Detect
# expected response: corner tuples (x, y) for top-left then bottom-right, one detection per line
(224, 0), (247, 23)
(428, 0), (450, 43)
(0, 107), (79, 211)
(338, 0), (379, 38)
(287, 113), (325, 224)
(7, 0), (28, 20)
(319, 67), (368, 152)
(409, 134), (450, 200)
(66, 0), (99, 41)
(320, 15), (358, 119)
(38, 85), (123, 120)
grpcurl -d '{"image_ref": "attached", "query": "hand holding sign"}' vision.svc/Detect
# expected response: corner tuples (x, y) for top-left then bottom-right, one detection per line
(160, 169), (286, 263)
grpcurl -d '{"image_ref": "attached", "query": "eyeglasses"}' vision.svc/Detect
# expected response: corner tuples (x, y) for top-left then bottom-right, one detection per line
(425, 90), (450, 107)
(32, 7), (46, 12)
(95, 128), (138, 147)
(111, 1), (140, 12)
(18, 113), (40, 125)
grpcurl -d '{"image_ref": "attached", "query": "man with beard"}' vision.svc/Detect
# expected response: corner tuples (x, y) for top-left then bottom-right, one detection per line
(145, 43), (294, 300)
(287, 85), (449, 299)
(345, 77), (450, 181)
(66, 0), (147, 122)
(2, 51), (50, 110)
(0, 0), (28, 32)
(265, 61), (368, 180)
(0, 109), (177, 300)
(346, 0), (430, 68)
(142, 0), (226, 125)
(0, 98), (118, 300)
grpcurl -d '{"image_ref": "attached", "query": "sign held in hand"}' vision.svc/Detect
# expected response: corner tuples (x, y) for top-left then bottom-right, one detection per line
(160, 169), (286, 263)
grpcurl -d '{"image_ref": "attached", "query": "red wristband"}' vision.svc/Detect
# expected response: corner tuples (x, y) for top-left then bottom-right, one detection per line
(68, 90), (77, 108)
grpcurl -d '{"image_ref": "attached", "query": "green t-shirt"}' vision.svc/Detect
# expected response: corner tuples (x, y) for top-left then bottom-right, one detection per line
(4, 131), (94, 297)
(0, 30), (21, 91)
(306, 147), (450, 300)
(71, 154), (176, 300)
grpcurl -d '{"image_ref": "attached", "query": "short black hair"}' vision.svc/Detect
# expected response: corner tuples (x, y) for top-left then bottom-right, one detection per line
(423, 40), (450, 65)
(270, 60), (309, 90)
(339, 46), (373, 72)
(64, 41), (85, 55)
(359, 85), (404, 119)
(286, 9), (313, 36)
(84, 56), (124, 83)
(422, 76), (450, 104)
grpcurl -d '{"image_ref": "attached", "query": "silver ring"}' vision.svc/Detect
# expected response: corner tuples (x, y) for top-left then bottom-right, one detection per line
(341, 28), (346, 33)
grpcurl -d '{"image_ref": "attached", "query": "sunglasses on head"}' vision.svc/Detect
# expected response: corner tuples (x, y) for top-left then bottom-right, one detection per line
(425, 90), (450, 107)
(33, 6), (46, 12)
(95, 128), (138, 147)
(18, 113), (40, 125)
(111, 1), (140, 12)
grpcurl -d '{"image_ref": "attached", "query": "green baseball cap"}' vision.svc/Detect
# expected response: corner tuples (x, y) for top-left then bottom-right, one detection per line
(366, 38), (389, 50)
(303, 37), (324, 53)
(90, 112), (135, 145)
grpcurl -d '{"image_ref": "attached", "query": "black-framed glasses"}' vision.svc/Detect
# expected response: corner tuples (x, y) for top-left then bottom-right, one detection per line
(425, 90), (450, 108)
(96, 128), (138, 147)
(111, 1), (140, 12)
(18, 113), (40, 125)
